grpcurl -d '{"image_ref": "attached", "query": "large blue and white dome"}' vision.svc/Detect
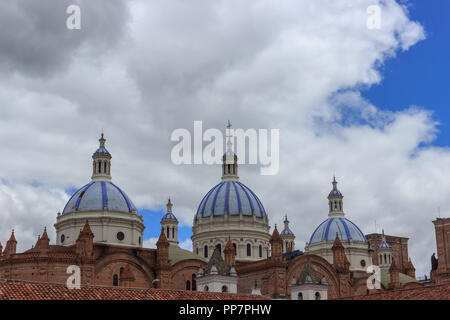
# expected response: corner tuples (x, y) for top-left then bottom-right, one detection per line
(195, 181), (267, 220)
(62, 181), (136, 214)
(309, 217), (367, 244)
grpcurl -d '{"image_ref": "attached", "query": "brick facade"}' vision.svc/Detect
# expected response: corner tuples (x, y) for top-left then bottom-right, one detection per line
(432, 217), (450, 283)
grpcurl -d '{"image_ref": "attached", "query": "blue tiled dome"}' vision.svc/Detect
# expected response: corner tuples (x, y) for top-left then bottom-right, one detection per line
(378, 242), (391, 249)
(329, 189), (342, 196)
(309, 217), (366, 244)
(95, 147), (110, 154)
(62, 181), (136, 214)
(195, 181), (267, 220)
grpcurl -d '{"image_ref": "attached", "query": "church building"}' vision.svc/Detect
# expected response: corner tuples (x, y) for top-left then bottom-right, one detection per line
(0, 129), (438, 299)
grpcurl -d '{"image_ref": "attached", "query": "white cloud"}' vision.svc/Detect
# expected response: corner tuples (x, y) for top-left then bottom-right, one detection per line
(179, 238), (193, 251)
(0, 0), (441, 278)
(143, 237), (159, 249)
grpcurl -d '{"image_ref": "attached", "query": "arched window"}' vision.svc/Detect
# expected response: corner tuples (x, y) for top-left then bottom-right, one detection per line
(204, 245), (208, 258)
(384, 254), (387, 264)
(259, 245), (262, 258)
(217, 243), (222, 254)
(98, 162), (101, 173)
(172, 227), (175, 239)
(138, 237), (141, 245)
(334, 201), (337, 209)
(246, 243), (251, 257)
(222, 285), (228, 293)
(196, 247), (199, 255)
(233, 243), (237, 253)
(379, 254), (382, 264)
(315, 292), (321, 300)
(104, 161), (107, 173)
(119, 267), (124, 276)
(113, 274), (118, 286)
(192, 274), (196, 291)
(167, 227), (170, 238)
(186, 280), (191, 291)
(298, 292), (303, 300)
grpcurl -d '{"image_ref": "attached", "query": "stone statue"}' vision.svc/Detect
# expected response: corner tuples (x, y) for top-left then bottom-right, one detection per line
(431, 253), (438, 271)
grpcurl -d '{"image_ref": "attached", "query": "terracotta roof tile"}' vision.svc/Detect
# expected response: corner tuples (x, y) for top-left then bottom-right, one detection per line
(0, 280), (270, 300)
(338, 283), (450, 300)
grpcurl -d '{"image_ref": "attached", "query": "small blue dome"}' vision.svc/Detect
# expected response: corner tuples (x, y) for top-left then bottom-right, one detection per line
(309, 217), (366, 244)
(161, 212), (177, 221)
(63, 181), (136, 214)
(329, 189), (342, 196)
(378, 242), (391, 249)
(94, 147), (110, 154)
(281, 228), (294, 235)
(195, 181), (267, 220)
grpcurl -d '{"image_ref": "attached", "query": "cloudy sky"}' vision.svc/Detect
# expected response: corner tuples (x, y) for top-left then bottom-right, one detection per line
(0, 0), (448, 278)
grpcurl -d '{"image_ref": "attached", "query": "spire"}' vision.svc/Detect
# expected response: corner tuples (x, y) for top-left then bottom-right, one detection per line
(160, 198), (178, 245)
(80, 220), (94, 237)
(41, 227), (49, 241)
(221, 121), (239, 181)
(332, 233), (350, 273)
(271, 225), (281, 241)
(156, 227), (169, 247)
(91, 133), (112, 182)
(381, 229), (386, 243)
(283, 215), (289, 231)
(8, 229), (16, 243)
(166, 197), (173, 214)
(4, 229), (17, 256)
(99, 132), (106, 148)
(224, 237), (236, 268)
(332, 232), (344, 249)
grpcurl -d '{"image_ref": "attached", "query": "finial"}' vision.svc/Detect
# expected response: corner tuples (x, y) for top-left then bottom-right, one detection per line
(166, 197), (173, 214)
(332, 176), (337, 190)
(99, 132), (106, 148)
(225, 120), (234, 164)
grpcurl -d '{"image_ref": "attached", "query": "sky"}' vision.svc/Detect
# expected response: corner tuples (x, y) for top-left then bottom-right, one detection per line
(0, 0), (448, 278)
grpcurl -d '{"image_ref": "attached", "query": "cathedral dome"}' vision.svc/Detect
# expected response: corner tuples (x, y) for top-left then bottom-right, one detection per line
(62, 181), (136, 214)
(309, 217), (367, 244)
(195, 181), (267, 220)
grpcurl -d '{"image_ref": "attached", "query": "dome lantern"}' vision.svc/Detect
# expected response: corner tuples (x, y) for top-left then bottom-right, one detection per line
(328, 176), (344, 217)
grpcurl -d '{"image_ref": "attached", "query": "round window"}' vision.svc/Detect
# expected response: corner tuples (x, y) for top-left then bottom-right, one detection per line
(117, 232), (125, 241)
(360, 259), (366, 267)
(61, 234), (65, 243)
